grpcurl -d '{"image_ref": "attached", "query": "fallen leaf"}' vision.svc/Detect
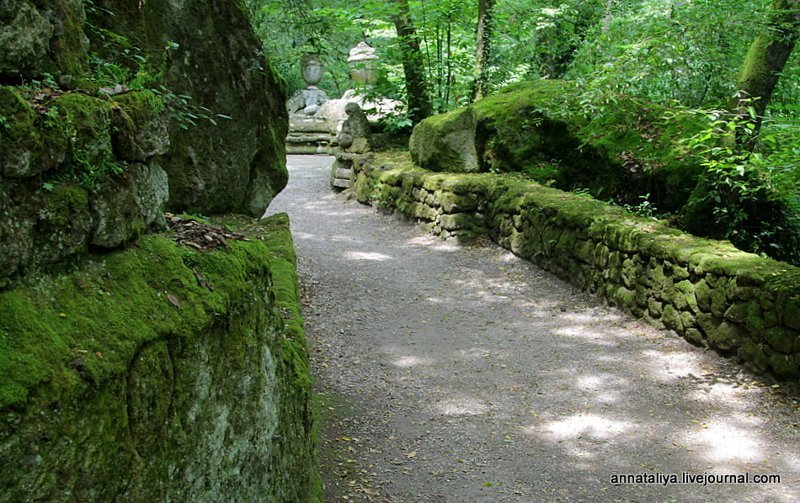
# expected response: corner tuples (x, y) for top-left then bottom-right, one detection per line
(167, 293), (181, 308)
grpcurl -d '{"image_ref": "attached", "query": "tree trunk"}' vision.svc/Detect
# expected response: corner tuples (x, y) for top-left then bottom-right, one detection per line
(734, 0), (800, 133)
(471, 0), (494, 101)
(392, 0), (433, 125)
(602, 0), (615, 33)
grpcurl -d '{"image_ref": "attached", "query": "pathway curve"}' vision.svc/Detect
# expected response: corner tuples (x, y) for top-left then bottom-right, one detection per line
(267, 155), (799, 502)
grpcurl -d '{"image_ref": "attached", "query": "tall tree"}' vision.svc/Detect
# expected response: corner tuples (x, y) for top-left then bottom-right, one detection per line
(734, 0), (800, 132)
(392, 0), (433, 124)
(471, 0), (494, 101)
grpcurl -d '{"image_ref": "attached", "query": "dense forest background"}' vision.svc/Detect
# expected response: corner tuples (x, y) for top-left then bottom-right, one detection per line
(247, 0), (800, 266)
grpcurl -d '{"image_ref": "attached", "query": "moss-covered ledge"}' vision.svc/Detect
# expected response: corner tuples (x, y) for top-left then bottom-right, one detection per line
(352, 153), (800, 381)
(0, 213), (319, 501)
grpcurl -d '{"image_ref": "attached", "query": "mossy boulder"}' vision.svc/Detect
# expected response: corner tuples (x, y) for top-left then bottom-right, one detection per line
(92, 0), (289, 217)
(0, 90), (174, 287)
(409, 80), (706, 213)
(111, 91), (170, 162)
(90, 162), (169, 248)
(409, 107), (479, 172)
(0, 214), (319, 501)
(0, 86), (68, 178)
(0, 0), (88, 80)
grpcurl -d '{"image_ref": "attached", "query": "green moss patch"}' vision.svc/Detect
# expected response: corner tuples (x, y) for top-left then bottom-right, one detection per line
(0, 232), (273, 410)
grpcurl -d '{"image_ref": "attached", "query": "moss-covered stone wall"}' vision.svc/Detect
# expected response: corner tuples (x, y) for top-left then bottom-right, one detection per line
(354, 153), (800, 381)
(0, 213), (320, 501)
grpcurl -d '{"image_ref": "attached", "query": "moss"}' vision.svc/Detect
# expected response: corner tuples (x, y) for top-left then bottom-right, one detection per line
(355, 154), (800, 381)
(469, 80), (706, 211)
(766, 350), (798, 379)
(50, 92), (118, 188)
(738, 339), (769, 373)
(0, 233), (270, 410)
(46, 0), (90, 79)
(0, 86), (68, 177)
(2, 213), (319, 500)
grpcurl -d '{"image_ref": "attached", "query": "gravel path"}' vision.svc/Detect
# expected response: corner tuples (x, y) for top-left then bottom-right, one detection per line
(267, 155), (800, 503)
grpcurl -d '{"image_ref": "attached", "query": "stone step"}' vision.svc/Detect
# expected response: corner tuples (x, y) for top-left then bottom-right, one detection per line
(332, 178), (354, 188)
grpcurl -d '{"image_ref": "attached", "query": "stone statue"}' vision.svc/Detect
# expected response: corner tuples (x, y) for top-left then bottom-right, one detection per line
(286, 54), (329, 115)
(331, 103), (372, 189)
(337, 102), (371, 154)
(347, 42), (379, 86)
(285, 54), (336, 154)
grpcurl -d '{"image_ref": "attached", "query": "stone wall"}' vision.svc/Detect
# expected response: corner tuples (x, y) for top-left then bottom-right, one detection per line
(353, 154), (800, 381)
(0, 214), (320, 501)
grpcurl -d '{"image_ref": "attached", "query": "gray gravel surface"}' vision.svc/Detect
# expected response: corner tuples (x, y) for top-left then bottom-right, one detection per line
(267, 155), (800, 503)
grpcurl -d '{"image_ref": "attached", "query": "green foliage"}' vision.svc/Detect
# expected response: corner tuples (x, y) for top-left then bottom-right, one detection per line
(623, 193), (659, 219)
(568, 0), (767, 108)
(683, 110), (800, 263)
(242, 0), (800, 263)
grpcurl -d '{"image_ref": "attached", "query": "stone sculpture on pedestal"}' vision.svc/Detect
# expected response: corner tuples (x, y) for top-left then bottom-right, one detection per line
(348, 42), (380, 86)
(330, 103), (371, 189)
(285, 54), (337, 154)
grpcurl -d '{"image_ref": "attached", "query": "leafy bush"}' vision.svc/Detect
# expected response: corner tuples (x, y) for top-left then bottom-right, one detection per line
(682, 111), (800, 264)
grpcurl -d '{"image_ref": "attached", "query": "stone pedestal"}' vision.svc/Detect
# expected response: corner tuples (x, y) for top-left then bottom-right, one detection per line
(286, 115), (336, 154)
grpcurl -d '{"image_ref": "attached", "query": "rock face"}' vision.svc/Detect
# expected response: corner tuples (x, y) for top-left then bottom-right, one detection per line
(94, 0), (288, 217)
(0, 0), (290, 285)
(0, 88), (170, 288)
(0, 0), (88, 80)
(0, 215), (320, 501)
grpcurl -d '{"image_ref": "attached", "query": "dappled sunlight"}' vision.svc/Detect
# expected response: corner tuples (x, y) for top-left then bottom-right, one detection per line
(640, 349), (705, 381)
(498, 252), (520, 263)
(281, 155), (800, 502)
(552, 325), (620, 346)
(685, 420), (765, 465)
(433, 395), (490, 416)
(293, 231), (318, 240)
(344, 250), (393, 261)
(404, 234), (460, 252)
(390, 355), (436, 368)
(687, 382), (760, 409)
(573, 373), (627, 404)
(529, 413), (632, 441)
(558, 310), (626, 325)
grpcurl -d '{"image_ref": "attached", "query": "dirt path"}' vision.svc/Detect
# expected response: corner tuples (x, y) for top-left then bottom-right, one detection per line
(267, 155), (799, 503)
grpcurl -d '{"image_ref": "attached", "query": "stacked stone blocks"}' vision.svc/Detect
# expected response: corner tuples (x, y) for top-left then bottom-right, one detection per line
(352, 156), (800, 380)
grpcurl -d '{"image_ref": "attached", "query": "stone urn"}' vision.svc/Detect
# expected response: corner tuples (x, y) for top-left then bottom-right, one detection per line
(348, 42), (379, 86)
(301, 54), (324, 86)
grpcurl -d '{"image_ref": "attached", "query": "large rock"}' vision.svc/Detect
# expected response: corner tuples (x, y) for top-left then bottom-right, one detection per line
(409, 107), (479, 172)
(0, 215), (319, 500)
(0, 0), (88, 80)
(90, 162), (169, 248)
(0, 86), (68, 178)
(94, 0), (288, 217)
(0, 90), (171, 286)
(111, 92), (171, 162)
